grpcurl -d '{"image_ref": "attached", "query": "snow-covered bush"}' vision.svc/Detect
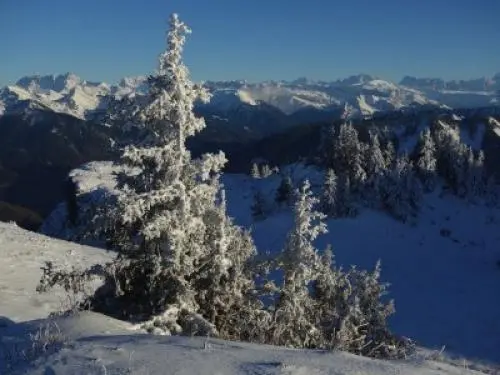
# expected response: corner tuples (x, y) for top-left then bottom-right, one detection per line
(265, 181), (411, 358)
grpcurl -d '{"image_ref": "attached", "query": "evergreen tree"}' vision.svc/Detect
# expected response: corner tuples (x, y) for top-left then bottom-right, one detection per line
(321, 169), (338, 216)
(272, 180), (326, 347)
(415, 128), (437, 192)
(260, 164), (272, 178)
(275, 175), (294, 206)
(433, 120), (468, 195)
(333, 123), (367, 191)
(364, 134), (386, 204)
(88, 14), (259, 335)
(250, 163), (261, 179)
(383, 141), (396, 170)
(382, 155), (422, 223)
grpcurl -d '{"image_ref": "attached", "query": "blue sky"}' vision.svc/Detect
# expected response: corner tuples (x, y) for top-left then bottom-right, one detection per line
(0, 0), (498, 85)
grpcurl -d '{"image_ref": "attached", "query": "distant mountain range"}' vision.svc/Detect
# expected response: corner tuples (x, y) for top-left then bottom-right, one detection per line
(1, 73), (498, 130)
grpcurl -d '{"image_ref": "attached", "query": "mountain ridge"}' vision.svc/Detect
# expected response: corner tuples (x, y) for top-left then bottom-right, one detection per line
(1, 72), (498, 123)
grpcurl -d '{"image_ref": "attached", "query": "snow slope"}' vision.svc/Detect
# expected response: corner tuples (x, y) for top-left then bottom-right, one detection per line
(0, 221), (112, 322)
(1, 311), (490, 375)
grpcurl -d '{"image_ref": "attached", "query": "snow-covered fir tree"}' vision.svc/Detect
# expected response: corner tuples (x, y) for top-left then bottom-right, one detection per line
(333, 123), (367, 191)
(260, 164), (273, 178)
(382, 155), (422, 223)
(275, 174), (294, 206)
(88, 14), (259, 336)
(251, 163), (261, 179)
(383, 140), (396, 170)
(321, 168), (338, 216)
(267, 181), (410, 357)
(433, 120), (467, 195)
(271, 180), (326, 347)
(363, 133), (386, 204)
(415, 128), (437, 192)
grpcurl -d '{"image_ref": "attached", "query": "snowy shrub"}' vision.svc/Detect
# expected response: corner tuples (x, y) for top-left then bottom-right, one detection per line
(0, 320), (67, 373)
(265, 181), (412, 358)
(37, 261), (105, 313)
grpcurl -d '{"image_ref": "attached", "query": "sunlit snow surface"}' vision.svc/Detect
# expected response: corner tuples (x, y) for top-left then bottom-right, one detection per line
(3, 162), (500, 373)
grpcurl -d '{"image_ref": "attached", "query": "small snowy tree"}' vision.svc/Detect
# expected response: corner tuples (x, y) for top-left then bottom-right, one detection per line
(271, 180), (326, 347)
(383, 141), (396, 170)
(333, 123), (367, 192)
(250, 163), (261, 179)
(364, 134), (386, 205)
(260, 164), (273, 178)
(275, 175), (294, 206)
(415, 128), (437, 192)
(382, 155), (422, 223)
(321, 168), (338, 216)
(268, 181), (411, 357)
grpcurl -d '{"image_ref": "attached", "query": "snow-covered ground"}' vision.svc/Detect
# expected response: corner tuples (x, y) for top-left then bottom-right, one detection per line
(39, 162), (500, 369)
(5, 160), (499, 373)
(2, 213), (494, 373)
(223, 171), (500, 365)
(0, 222), (112, 322)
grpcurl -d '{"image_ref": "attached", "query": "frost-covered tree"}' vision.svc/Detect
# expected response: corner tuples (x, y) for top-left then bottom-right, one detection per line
(364, 134), (386, 204)
(275, 175), (294, 206)
(382, 155), (422, 222)
(271, 180), (326, 347)
(260, 164), (273, 178)
(333, 123), (366, 191)
(415, 128), (437, 192)
(321, 169), (338, 216)
(77, 14), (259, 336)
(383, 141), (396, 170)
(250, 163), (261, 179)
(432, 121), (468, 195)
(267, 181), (411, 357)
